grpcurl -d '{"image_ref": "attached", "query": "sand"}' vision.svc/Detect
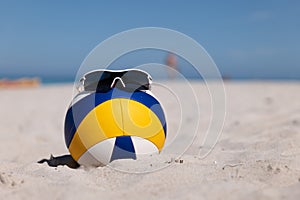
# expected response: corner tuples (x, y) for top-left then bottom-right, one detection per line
(0, 81), (300, 200)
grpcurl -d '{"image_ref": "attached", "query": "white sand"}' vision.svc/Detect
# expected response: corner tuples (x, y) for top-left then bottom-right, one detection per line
(1, 81), (300, 199)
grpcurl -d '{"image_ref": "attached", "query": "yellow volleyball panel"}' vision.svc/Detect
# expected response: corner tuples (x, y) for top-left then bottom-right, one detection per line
(69, 99), (124, 160)
(120, 99), (166, 151)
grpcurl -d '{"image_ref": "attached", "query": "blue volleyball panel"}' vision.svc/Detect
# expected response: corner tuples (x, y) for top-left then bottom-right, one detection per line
(110, 136), (136, 162)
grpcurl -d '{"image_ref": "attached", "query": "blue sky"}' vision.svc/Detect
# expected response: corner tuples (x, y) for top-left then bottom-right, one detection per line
(0, 0), (299, 79)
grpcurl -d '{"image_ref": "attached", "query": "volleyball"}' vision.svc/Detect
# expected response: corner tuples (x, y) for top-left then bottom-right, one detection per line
(64, 76), (167, 166)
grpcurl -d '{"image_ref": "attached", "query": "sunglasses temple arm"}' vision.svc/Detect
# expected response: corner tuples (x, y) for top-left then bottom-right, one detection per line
(76, 77), (86, 92)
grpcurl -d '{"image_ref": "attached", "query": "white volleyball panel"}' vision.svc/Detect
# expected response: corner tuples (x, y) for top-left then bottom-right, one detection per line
(77, 150), (103, 167)
(131, 136), (159, 156)
(87, 138), (116, 165)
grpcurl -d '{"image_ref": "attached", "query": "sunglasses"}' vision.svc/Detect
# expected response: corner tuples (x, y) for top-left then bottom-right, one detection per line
(78, 69), (152, 93)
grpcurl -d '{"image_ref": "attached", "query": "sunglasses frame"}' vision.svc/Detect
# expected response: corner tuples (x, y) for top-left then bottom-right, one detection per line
(78, 69), (152, 93)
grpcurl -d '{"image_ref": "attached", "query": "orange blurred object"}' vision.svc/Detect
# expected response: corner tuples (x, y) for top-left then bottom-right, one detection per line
(0, 78), (40, 88)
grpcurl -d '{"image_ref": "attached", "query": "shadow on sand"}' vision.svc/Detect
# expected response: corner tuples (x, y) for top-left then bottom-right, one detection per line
(38, 154), (80, 169)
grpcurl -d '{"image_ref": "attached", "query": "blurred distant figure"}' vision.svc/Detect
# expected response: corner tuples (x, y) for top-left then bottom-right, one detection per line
(165, 53), (178, 79)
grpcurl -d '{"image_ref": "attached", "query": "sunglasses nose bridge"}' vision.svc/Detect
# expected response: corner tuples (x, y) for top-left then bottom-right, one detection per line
(110, 77), (126, 88)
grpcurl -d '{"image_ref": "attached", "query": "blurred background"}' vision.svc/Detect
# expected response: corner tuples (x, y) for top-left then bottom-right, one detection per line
(0, 0), (299, 84)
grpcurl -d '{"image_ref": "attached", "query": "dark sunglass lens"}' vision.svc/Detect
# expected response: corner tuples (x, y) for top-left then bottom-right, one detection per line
(82, 69), (151, 92)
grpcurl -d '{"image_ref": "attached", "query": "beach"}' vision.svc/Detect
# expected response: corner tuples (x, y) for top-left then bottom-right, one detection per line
(0, 81), (300, 200)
